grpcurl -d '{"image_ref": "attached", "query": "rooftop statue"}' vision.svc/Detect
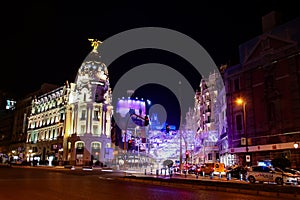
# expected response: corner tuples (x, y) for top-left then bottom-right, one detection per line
(88, 38), (102, 52)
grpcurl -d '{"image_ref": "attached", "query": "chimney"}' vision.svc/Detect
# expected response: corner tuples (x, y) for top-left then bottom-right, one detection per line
(262, 11), (282, 33)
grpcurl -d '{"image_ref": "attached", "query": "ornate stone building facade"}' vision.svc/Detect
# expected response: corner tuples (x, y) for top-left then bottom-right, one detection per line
(66, 47), (113, 166)
(26, 83), (71, 165)
(25, 43), (113, 166)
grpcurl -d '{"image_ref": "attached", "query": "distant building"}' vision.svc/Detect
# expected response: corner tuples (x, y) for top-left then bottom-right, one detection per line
(0, 90), (17, 156)
(193, 73), (219, 164)
(113, 90), (149, 150)
(215, 66), (229, 166)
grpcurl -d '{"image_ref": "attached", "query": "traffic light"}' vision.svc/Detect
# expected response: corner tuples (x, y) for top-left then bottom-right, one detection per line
(128, 139), (133, 150)
(144, 115), (149, 126)
(166, 125), (170, 133)
(185, 151), (189, 159)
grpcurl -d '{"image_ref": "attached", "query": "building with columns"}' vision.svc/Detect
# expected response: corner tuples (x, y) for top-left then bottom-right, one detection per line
(26, 42), (113, 166)
(65, 46), (113, 166)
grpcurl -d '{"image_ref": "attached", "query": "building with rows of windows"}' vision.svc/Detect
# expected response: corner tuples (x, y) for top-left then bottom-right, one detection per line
(25, 46), (113, 166)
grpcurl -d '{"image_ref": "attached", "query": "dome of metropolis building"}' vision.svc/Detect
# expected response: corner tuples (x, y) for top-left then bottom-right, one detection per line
(73, 49), (111, 104)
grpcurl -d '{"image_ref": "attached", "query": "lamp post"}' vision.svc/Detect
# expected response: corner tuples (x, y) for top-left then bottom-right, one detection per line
(236, 98), (249, 165)
(179, 81), (183, 173)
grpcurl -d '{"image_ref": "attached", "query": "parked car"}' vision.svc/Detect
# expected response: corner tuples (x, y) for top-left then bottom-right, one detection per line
(246, 165), (298, 185)
(213, 162), (226, 176)
(226, 165), (247, 180)
(198, 163), (214, 176)
(282, 167), (300, 184)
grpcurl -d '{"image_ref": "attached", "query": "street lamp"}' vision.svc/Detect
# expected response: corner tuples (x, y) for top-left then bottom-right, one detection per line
(236, 98), (249, 165)
(294, 142), (299, 149)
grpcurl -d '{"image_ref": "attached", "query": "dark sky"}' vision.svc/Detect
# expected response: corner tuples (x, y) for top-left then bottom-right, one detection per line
(1, 1), (299, 126)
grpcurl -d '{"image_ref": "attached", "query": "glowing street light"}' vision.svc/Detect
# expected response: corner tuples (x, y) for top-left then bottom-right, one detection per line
(294, 142), (299, 149)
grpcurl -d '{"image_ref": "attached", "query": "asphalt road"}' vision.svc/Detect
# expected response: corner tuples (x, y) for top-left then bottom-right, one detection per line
(0, 166), (298, 200)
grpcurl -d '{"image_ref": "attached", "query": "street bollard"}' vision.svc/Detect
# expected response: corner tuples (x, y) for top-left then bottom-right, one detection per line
(219, 172), (222, 179)
(144, 169), (146, 175)
(156, 169), (159, 176)
(202, 171), (205, 177)
(240, 173), (243, 181)
(196, 174), (198, 179)
(227, 173), (231, 180)
(210, 172), (213, 179)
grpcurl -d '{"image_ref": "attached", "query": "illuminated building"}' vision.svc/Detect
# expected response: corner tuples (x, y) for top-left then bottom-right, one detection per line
(66, 44), (113, 166)
(193, 73), (218, 164)
(11, 83), (59, 162)
(114, 90), (149, 150)
(25, 41), (114, 166)
(26, 83), (71, 165)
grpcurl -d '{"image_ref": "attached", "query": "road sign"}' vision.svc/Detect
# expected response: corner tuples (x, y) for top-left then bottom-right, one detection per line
(246, 155), (251, 162)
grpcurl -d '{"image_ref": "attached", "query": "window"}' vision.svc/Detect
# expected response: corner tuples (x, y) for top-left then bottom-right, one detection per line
(208, 153), (212, 160)
(76, 142), (84, 154)
(60, 113), (65, 122)
(93, 125), (98, 135)
(94, 110), (99, 120)
(81, 110), (86, 120)
(236, 114), (243, 131)
(48, 130), (51, 140)
(80, 125), (86, 134)
(52, 129), (56, 139)
(234, 78), (240, 91)
(92, 142), (100, 149)
(32, 147), (38, 152)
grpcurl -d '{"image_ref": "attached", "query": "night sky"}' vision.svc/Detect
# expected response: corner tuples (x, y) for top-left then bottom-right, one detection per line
(1, 1), (299, 127)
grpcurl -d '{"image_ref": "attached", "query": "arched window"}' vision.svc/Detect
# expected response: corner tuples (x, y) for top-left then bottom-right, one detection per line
(91, 142), (101, 162)
(75, 142), (85, 154)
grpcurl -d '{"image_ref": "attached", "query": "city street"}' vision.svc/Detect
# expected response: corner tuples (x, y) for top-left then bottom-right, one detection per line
(0, 166), (297, 200)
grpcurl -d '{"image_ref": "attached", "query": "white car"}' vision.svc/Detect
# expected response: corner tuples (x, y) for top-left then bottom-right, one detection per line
(246, 166), (298, 185)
